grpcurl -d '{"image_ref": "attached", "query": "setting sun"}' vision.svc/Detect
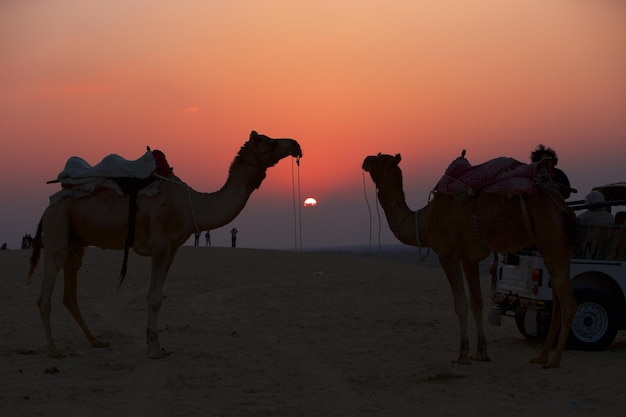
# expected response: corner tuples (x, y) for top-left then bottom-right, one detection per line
(303, 197), (317, 207)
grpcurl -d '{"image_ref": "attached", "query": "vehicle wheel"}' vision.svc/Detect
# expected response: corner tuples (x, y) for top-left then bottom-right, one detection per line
(567, 288), (618, 351)
(515, 311), (550, 340)
(515, 313), (534, 339)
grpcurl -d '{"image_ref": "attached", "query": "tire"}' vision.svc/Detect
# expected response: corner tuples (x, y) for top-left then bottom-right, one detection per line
(515, 311), (550, 340)
(515, 313), (535, 339)
(567, 288), (618, 351)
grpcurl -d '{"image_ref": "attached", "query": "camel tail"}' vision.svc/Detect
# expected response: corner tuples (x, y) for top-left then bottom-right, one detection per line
(119, 249), (129, 288)
(118, 190), (138, 288)
(27, 219), (43, 281)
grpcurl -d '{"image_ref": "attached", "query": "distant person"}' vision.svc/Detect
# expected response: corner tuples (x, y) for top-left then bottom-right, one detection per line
(231, 227), (238, 248)
(194, 232), (201, 247)
(205, 231), (211, 247)
(530, 144), (572, 200)
(578, 190), (615, 226)
(1, 243), (7, 250)
(615, 211), (626, 226)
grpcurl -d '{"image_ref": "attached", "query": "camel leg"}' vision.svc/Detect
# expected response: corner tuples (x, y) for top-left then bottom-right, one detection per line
(543, 274), (576, 368)
(439, 257), (471, 364)
(62, 244), (109, 349)
(462, 260), (489, 361)
(146, 247), (177, 359)
(531, 257), (577, 368)
(38, 243), (67, 358)
(531, 295), (560, 365)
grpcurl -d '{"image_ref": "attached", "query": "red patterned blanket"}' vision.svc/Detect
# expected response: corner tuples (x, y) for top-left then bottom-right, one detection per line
(435, 154), (538, 195)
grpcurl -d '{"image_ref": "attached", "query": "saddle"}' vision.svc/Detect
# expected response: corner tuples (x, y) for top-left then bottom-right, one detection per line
(49, 148), (172, 192)
(49, 148), (173, 283)
(434, 150), (543, 197)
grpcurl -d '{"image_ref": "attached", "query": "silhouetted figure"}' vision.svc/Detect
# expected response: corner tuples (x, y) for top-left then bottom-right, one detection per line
(530, 144), (572, 199)
(205, 231), (211, 247)
(231, 227), (238, 248)
(21, 234), (31, 249)
(1, 243), (7, 250)
(194, 232), (201, 246)
(578, 190), (615, 226)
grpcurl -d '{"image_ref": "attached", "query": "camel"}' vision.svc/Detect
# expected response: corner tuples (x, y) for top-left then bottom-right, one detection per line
(27, 131), (302, 358)
(362, 153), (579, 368)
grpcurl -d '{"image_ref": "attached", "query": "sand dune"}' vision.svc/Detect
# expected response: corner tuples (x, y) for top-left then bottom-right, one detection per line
(1, 246), (625, 416)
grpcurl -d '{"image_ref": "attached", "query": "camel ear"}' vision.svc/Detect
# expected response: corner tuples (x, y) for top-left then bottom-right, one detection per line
(394, 154), (401, 164)
(248, 131), (261, 145)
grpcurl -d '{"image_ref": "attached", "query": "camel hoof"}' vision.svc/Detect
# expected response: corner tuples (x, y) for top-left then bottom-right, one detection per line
(148, 348), (170, 359)
(542, 362), (561, 369)
(47, 350), (65, 359)
(530, 357), (548, 365)
(91, 340), (110, 349)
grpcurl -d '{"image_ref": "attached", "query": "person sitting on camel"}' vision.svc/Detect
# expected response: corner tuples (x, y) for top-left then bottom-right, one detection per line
(530, 144), (572, 200)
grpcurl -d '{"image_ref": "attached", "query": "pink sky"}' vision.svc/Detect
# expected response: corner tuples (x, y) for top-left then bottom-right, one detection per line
(1, 0), (625, 250)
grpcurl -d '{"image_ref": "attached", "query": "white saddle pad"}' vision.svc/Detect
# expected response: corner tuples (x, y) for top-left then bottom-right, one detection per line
(57, 151), (156, 182)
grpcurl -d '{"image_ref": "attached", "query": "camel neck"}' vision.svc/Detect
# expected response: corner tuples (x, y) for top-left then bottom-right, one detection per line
(376, 184), (412, 243)
(191, 158), (268, 231)
(375, 181), (429, 248)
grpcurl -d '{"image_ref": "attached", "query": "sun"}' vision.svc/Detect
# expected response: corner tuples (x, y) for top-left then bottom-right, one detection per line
(303, 197), (317, 207)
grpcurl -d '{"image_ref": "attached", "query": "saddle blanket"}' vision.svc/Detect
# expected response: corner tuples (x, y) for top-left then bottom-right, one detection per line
(435, 155), (539, 195)
(49, 179), (161, 205)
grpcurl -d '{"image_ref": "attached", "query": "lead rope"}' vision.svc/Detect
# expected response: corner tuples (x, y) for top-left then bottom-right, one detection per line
(291, 156), (305, 330)
(362, 171), (373, 254)
(340, 171), (389, 353)
(362, 171), (383, 254)
(292, 157), (302, 251)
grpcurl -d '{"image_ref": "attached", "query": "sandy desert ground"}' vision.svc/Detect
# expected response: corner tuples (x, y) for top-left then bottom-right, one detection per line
(1, 246), (626, 417)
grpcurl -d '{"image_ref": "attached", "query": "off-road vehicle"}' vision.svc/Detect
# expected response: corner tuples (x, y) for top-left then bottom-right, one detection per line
(489, 183), (626, 350)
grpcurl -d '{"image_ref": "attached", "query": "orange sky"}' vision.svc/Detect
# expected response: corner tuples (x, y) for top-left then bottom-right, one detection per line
(1, 0), (625, 249)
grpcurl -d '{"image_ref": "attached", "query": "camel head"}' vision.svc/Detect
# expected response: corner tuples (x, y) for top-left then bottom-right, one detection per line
(362, 153), (402, 185)
(238, 131), (302, 170)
